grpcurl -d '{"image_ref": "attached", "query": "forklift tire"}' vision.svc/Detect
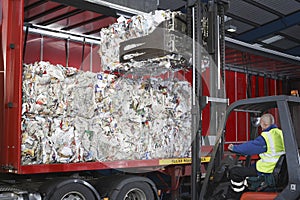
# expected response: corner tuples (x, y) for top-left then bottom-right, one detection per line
(115, 181), (154, 200)
(49, 183), (96, 200)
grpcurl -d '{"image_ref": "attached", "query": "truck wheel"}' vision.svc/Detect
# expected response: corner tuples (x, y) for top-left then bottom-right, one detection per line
(116, 182), (154, 200)
(49, 183), (95, 200)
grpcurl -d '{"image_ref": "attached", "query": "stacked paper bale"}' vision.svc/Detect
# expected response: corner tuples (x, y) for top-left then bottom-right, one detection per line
(21, 61), (191, 164)
(21, 10), (194, 165)
(98, 10), (182, 71)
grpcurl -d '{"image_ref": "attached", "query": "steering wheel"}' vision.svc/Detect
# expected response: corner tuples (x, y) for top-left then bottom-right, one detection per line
(228, 149), (252, 167)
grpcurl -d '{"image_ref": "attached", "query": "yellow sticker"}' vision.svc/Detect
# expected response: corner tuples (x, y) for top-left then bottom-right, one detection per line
(159, 157), (210, 165)
(159, 158), (191, 165)
(201, 157), (211, 162)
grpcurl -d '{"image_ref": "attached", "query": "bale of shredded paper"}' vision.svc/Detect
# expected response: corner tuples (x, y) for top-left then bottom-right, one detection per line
(21, 61), (191, 164)
(98, 10), (186, 71)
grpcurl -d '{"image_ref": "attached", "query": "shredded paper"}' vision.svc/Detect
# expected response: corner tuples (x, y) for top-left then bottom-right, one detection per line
(21, 61), (192, 164)
(21, 10), (193, 165)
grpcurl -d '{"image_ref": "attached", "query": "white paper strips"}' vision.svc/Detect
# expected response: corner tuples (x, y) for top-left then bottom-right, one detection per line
(21, 61), (191, 165)
(99, 10), (186, 71)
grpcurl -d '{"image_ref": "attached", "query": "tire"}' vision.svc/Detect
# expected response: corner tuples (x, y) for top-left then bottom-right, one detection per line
(49, 183), (95, 200)
(116, 181), (154, 200)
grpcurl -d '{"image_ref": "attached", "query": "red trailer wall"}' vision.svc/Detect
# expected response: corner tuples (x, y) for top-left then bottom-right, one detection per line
(0, 0), (24, 172)
(24, 34), (102, 72)
(199, 68), (283, 143)
(224, 70), (283, 143)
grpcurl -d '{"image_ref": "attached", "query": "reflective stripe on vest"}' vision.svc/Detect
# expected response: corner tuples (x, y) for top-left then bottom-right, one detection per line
(256, 128), (285, 173)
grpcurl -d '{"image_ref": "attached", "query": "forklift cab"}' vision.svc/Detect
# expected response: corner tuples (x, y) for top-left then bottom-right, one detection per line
(201, 95), (300, 200)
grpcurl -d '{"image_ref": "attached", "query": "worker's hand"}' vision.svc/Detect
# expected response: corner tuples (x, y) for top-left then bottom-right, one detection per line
(228, 144), (234, 151)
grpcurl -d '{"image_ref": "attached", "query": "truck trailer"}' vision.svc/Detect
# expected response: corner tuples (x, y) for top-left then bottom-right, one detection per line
(1, 0), (300, 200)
(1, 1), (209, 199)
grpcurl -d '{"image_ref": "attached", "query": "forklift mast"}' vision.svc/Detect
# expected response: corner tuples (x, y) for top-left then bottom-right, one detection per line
(118, 1), (230, 199)
(186, 1), (229, 200)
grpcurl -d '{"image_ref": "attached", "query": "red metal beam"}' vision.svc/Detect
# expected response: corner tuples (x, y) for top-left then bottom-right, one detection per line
(1, 0), (24, 172)
(24, 4), (67, 22)
(39, 8), (85, 26)
(61, 14), (109, 31)
(24, 0), (49, 11)
(19, 159), (162, 174)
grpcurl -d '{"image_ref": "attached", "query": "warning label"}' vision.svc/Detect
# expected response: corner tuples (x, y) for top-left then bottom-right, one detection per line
(159, 157), (210, 165)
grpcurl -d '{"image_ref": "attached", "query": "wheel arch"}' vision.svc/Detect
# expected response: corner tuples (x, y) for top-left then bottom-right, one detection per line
(96, 174), (159, 200)
(39, 178), (100, 200)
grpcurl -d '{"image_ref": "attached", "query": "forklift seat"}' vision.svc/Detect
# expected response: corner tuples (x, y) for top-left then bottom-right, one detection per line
(272, 154), (288, 190)
(240, 192), (278, 200)
(241, 154), (288, 200)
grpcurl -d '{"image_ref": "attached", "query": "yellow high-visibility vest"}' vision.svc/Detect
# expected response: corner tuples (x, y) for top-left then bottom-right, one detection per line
(256, 128), (285, 173)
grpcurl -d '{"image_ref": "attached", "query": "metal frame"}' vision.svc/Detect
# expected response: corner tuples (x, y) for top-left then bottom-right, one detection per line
(0, 0), (24, 173)
(19, 159), (183, 174)
(224, 0), (300, 57)
(39, 9), (85, 26)
(225, 37), (300, 65)
(51, 0), (118, 17)
(61, 15), (109, 31)
(225, 37), (300, 80)
(237, 11), (300, 43)
(24, 24), (102, 44)
(24, 0), (118, 36)
(24, 5), (67, 22)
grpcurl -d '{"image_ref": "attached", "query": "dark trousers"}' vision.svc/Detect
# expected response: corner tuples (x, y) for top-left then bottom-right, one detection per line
(229, 165), (258, 182)
(229, 165), (258, 193)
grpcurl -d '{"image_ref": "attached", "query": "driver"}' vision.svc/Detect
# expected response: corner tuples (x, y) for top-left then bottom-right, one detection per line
(225, 113), (285, 199)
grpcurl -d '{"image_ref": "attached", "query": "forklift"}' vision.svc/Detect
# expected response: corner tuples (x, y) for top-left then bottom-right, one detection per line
(199, 95), (300, 200)
(185, 1), (300, 200)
